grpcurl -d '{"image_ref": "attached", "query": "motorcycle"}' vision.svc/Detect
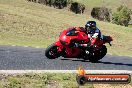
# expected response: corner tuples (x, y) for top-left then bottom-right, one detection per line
(45, 27), (113, 62)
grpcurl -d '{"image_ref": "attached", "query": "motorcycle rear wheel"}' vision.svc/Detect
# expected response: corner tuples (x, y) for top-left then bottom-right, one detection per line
(84, 45), (107, 63)
(98, 45), (107, 59)
(45, 44), (60, 59)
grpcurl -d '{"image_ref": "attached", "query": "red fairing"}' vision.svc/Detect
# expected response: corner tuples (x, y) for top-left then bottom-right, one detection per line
(65, 47), (81, 58)
(59, 27), (89, 44)
(59, 29), (73, 45)
(91, 38), (97, 45)
(55, 41), (63, 52)
(54, 27), (89, 58)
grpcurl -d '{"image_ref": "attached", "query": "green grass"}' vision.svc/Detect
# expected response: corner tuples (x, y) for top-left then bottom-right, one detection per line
(0, 73), (132, 88)
(0, 0), (132, 56)
(0, 73), (93, 88)
(129, 25), (132, 28)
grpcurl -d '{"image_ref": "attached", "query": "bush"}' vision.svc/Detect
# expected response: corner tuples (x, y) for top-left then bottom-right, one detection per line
(112, 5), (132, 27)
(70, 2), (85, 14)
(91, 7), (111, 22)
(38, 0), (54, 6)
(53, 0), (67, 9)
(27, 0), (37, 2)
(37, 0), (71, 8)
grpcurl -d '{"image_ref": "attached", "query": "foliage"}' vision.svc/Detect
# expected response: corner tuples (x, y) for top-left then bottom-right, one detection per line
(28, 0), (85, 13)
(32, 0), (72, 9)
(91, 7), (111, 22)
(70, 2), (85, 14)
(112, 5), (132, 27)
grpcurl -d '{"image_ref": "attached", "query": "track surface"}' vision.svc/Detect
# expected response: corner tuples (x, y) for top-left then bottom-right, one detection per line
(0, 46), (132, 70)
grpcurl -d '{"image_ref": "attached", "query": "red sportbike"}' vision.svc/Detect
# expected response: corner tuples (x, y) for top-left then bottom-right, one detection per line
(45, 27), (113, 62)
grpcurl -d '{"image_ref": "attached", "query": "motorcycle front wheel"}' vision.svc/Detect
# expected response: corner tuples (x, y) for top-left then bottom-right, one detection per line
(45, 44), (60, 59)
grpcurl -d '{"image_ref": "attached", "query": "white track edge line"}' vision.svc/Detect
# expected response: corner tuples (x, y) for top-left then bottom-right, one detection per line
(0, 70), (132, 74)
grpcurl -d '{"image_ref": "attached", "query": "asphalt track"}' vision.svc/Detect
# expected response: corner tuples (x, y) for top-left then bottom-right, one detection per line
(0, 45), (132, 70)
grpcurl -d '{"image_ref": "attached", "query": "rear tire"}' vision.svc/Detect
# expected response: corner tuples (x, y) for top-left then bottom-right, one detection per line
(99, 45), (107, 59)
(88, 45), (107, 63)
(45, 44), (60, 59)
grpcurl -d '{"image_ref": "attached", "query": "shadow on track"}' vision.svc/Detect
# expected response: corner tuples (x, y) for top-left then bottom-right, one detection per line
(61, 58), (90, 62)
(72, 59), (89, 62)
(97, 61), (132, 67)
(61, 59), (71, 60)
(61, 58), (132, 67)
(71, 59), (132, 67)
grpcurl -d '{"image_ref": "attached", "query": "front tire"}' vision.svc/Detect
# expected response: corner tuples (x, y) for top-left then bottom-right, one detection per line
(45, 44), (60, 59)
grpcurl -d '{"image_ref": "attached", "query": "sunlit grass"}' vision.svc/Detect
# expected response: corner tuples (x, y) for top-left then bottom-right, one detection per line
(0, 73), (93, 88)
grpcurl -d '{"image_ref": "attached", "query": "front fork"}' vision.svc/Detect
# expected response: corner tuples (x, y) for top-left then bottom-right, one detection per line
(54, 41), (71, 58)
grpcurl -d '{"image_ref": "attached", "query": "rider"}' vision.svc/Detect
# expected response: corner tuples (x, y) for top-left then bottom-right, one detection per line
(75, 21), (103, 48)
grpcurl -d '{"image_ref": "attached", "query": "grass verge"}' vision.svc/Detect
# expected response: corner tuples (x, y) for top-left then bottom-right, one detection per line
(0, 73), (132, 88)
(0, 73), (93, 88)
